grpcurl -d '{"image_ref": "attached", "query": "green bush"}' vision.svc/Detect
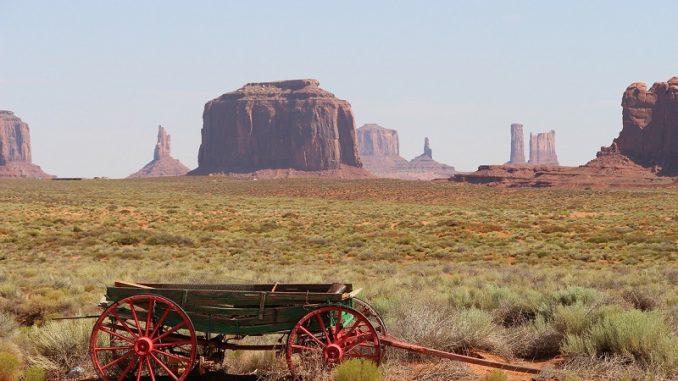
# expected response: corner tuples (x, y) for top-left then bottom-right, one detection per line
(561, 309), (677, 369)
(553, 287), (602, 306)
(333, 359), (382, 381)
(553, 303), (591, 336)
(484, 369), (508, 381)
(0, 352), (20, 381)
(22, 367), (45, 381)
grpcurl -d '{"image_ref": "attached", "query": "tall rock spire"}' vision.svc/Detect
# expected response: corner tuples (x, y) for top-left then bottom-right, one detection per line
(508, 123), (525, 164)
(128, 125), (190, 178)
(153, 125), (171, 160)
(528, 130), (559, 165)
(423, 137), (432, 158)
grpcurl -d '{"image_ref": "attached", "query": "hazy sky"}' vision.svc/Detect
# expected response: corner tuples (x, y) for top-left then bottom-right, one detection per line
(1, 1), (677, 178)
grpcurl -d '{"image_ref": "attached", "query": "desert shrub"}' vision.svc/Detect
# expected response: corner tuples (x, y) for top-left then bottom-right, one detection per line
(553, 287), (602, 306)
(510, 316), (562, 359)
(22, 367), (45, 381)
(0, 315), (17, 338)
(387, 301), (507, 359)
(107, 231), (144, 245)
(146, 233), (194, 247)
(27, 319), (92, 372)
(622, 288), (658, 311)
(553, 303), (592, 336)
(561, 309), (677, 370)
(333, 359), (382, 381)
(484, 369), (508, 381)
(0, 352), (20, 381)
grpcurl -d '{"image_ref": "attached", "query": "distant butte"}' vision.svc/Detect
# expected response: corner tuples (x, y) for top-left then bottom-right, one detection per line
(189, 79), (370, 178)
(454, 78), (678, 187)
(127, 125), (189, 178)
(358, 124), (454, 180)
(0, 110), (52, 178)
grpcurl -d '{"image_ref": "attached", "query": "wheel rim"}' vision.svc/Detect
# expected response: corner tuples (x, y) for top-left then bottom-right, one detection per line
(352, 298), (387, 335)
(286, 305), (381, 378)
(90, 294), (197, 381)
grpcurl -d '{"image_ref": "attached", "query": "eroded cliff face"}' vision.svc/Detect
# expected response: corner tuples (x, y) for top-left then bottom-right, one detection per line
(0, 111), (52, 178)
(128, 126), (189, 178)
(190, 79), (365, 175)
(609, 77), (678, 175)
(528, 130), (559, 165)
(358, 124), (400, 156)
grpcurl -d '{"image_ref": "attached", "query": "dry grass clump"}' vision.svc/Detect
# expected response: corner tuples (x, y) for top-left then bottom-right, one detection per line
(382, 360), (470, 381)
(386, 300), (509, 360)
(27, 319), (92, 373)
(561, 309), (677, 377)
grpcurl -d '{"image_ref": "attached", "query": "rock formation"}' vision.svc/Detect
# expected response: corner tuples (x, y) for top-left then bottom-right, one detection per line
(358, 125), (454, 180)
(189, 79), (369, 178)
(357, 124), (409, 177)
(605, 77), (678, 175)
(507, 123), (525, 164)
(128, 126), (190, 178)
(358, 123), (400, 157)
(423, 137), (432, 158)
(529, 130), (559, 165)
(0, 111), (52, 178)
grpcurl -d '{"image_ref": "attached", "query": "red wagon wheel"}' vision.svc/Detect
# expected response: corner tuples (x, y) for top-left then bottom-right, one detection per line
(286, 305), (381, 379)
(90, 294), (197, 381)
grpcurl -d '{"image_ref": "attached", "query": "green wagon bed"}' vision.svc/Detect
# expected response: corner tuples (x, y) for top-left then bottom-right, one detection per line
(105, 281), (357, 335)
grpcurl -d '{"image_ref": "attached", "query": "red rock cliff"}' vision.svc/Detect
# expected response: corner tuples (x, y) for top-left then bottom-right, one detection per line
(190, 79), (363, 175)
(608, 77), (678, 175)
(0, 111), (52, 178)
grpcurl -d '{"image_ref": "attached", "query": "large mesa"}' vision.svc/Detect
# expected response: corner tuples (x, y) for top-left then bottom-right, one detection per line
(127, 125), (189, 178)
(189, 79), (369, 178)
(0, 110), (52, 178)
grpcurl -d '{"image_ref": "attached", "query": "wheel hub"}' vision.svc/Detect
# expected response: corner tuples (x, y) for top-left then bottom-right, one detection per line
(323, 343), (344, 364)
(134, 337), (154, 356)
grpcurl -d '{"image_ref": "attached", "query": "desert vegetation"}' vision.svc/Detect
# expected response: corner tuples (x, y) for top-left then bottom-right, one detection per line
(0, 177), (676, 380)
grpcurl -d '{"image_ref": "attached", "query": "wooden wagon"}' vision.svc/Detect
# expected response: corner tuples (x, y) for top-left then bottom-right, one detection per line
(89, 281), (540, 380)
(89, 281), (386, 380)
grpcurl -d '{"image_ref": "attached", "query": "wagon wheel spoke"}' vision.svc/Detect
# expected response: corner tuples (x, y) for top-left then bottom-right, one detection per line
(298, 325), (326, 348)
(111, 310), (139, 339)
(291, 343), (322, 352)
(155, 340), (194, 348)
(116, 354), (138, 381)
(154, 349), (191, 364)
(335, 309), (343, 333)
(149, 305), (173, 338)
(99, 326), (136, 344)
(129, 302), (143, 335)
(94, 345), (133, 352)
(154, 321), (186, 342)
(315, 314), (331, 344)
(101, 350), (134, 370)
(146, 356), (159, 381)
(135, 356), (143, 381)
(151, 352), (179, 381)
(145, 298), (155, 336)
